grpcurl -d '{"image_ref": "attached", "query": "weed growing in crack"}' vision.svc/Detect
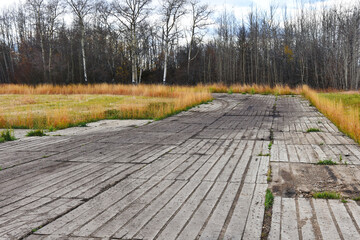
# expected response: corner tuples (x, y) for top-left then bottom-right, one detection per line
(267, 166), (272, 183)
(261, 188), (274, 240)
(307, 128), (321, 133)
(312, 191), (341, 199)
(339, 155), (343, 162)
(353, 196), (360, 201)
(265, 189), (274, 210)
(258, 152), (271, 157)
(341, 199), (348, 203)
(26, 129), (46, 137)
(31, 226), (42, 233)
(316, 159), (337, 165)
(0, 129), (16, 143)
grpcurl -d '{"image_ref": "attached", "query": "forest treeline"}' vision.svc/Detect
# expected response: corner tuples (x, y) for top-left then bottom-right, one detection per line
(0, 0), (359, 89)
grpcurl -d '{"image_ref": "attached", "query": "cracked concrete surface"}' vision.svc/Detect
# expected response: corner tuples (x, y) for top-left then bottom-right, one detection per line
(0, 94), (360, 239)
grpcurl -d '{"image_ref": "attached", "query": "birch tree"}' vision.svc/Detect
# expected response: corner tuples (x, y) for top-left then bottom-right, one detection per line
(111, 0), (151, 84)
(66, 0), (93, 82)
(46, 0), (63, 84)
(160, 0), (186, 84)
(27, 0), (47, 82)
(187, 0), (211, 82)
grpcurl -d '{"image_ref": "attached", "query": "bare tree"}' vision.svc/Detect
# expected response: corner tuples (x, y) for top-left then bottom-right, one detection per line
(187, 0), (211, 82)
(111, 0), (151, 84)
(66, 0), (93, 82)
(0, 0), (360, 88)
(46, 0), (63, 84)
(160, 0), (186, 84)
(27, 0), (47, 82)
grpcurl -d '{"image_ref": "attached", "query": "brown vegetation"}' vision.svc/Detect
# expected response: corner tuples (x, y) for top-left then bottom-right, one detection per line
(0, 84), (212, 129)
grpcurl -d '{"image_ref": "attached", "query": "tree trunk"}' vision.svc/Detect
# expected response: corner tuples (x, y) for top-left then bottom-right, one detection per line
(80, 26), (88, 82)
(48, 43), (53, 84)
(40, 33), (46, 83)
(163, 42), (168, 84)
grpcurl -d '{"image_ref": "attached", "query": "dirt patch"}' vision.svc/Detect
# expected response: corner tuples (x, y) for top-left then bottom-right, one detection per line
(270, 162), (360, 198)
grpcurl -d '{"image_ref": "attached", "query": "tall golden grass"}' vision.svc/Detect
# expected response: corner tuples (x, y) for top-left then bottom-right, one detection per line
(301, 85), (360, 144)
(0, 84), (208, 98)
(206, 83), (302, 95)
(0, 84), (212, 129)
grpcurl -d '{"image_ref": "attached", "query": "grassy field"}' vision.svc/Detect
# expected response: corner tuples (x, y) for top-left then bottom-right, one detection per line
(0, 84), (212, 129)
(302, 87), (360, 144)
(320, 92), (360, 109)
(1, 84), (359, 145)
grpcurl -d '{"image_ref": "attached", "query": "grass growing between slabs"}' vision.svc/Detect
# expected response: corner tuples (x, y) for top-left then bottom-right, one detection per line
(208, 84), (360, 145)
(0, 84), (212, 129)
(312, 191), (341, 199)
(0, 129), (16, 143)
(26, 129), (46, 137)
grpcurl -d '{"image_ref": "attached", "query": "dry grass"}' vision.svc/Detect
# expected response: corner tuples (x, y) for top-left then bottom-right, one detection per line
(206, 83), (301, 95)
(0, 84), (208, 98)
(302, 85), (360, 144)
(1, 83), (359, 146)
(0, 84), (212, 129)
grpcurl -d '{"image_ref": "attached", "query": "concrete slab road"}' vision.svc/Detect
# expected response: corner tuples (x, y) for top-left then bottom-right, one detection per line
(0, 94), (359, 239)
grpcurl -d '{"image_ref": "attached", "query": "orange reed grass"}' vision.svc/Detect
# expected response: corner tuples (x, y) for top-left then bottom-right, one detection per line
(302, 85), (360, 144)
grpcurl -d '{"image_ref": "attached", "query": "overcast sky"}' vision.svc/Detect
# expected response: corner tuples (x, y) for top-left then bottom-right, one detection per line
(0, 0), (358, 21)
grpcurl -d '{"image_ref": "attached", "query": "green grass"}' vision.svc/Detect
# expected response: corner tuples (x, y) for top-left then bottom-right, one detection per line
(320, 93), (360, 109)
(0, 129), (16, 142)
(26, 129), (46, 137)
(267, 166), (272, 182)
(265, 189), (274, 210)
(312, 191), (341, 199)
(258, 152), (271, 157)
(77, 122), (87, 127)
(307, 128), (321, 133)
(316, 159), (338, 165)
(31, 226), (42, 233)
(353, 196), (360, 201)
